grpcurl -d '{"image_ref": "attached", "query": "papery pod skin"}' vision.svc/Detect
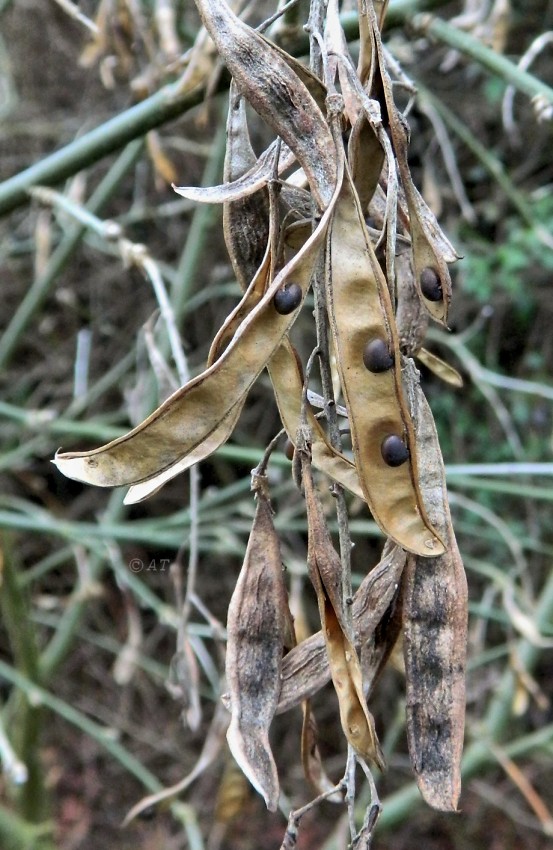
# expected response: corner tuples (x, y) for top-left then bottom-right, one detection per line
(401, 359), (467, 812)
(194, 0), (336, 210)
(268, 340), (365, 501)
(395, 251), (429, 356)
(360, 0), (455, 324)
(302, 456), (385, 769)
(326, 168), (444, 556)
(348, 113), (385, 214)
(277, 542), (406, 714)
(124, 403), (245, 504)
(301, 701), (342, 801)
(415, 348), (463, 388)
(222, 86), (270, 292)
(225, 488), (287, 811)
(53, 178), (341, 489)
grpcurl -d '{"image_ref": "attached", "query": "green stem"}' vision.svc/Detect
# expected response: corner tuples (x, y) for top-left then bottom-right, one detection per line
(38, 489), (125, 679)
(0, 539), (47, 824)
(172, 105), (228, 323)
(0, 1), (447, 221)
(412, 13), (553, 106)
(0, 85), (203, 217)
(0, 141), (144, 370)
(0, 660), (161, 794)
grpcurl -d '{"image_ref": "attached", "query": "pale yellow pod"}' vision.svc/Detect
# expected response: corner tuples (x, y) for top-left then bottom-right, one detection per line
(302, 457), (384, 769)
(54, 177), (341, 489)
(326, 169), (445, 556)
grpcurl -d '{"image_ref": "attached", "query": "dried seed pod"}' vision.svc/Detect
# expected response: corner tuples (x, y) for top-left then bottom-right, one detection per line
(54, 180), (342, 490)
(381, 435), (409, 467)
(273, 283), (302, 315)
(195, 0), (336, 209)
(268, 340), (364, 501)
(326, 170), (444, 556)
(361, 1), (457, 324)
(362, 338), (394, 373)
(225, 487), (288, 811)
(401, 360), (467, 812)
(222, 82), (271, 293)
(302, 456), (384, 769)
(420, 267), (442, 302)
(277, 543), (407, 714)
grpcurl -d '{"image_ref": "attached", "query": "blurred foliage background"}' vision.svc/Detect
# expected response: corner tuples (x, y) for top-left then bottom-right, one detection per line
(1, 1), (553, 848)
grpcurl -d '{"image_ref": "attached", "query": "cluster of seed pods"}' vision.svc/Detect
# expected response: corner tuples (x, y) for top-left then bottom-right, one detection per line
(53, 0), (468, 834)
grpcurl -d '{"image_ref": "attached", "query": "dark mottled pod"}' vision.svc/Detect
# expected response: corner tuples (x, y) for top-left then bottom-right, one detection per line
(381, 435), (410, 467)
(363, 338), (394, 373)
(273, 282), (302, 315)
(420, 267), (442, 302)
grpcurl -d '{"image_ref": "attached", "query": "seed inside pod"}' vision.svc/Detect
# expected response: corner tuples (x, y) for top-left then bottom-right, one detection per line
(381, 435), (410, 467)
(284, 439), (295, 461)
(273, 282), (302, 315)
(363, 338), (394, 373)
(420, 267), (442, 302)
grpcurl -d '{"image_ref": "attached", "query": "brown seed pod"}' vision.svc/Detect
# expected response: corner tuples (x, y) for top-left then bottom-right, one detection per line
(273, 282), (302, 315)
(420, 267), (442, 302)
(381, 435), (410, 467)
(362, 338), (394, 373)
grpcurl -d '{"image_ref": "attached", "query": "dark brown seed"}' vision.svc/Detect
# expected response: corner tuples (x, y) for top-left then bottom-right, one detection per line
(284, 439), (295, 461)
(381, 435), (410, 467)
(420, 267), (442, 302)
(363, 338), (394, 373)
(273, 282), (302, 314)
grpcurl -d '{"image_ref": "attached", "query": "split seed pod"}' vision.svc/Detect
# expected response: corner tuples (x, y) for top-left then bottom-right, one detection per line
(54, 179), (341, 491)
(325, 168), (444, 556)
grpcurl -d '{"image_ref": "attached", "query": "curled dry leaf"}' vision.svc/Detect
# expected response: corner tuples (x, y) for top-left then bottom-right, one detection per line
(302, 454), (385, 769)
(54, 179), (340, 489)
(326, 167), (444, 556)
(277, 543), (406, 714)
(195, 0), (336, 210)
(401, 359), (468, 812)
(225, 481), (288, 811)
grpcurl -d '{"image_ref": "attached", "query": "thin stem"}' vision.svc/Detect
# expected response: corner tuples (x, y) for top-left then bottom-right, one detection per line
(0, 139), (144, 370)
(412, 13), (553, 108)
(0, 2), (447, 220)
